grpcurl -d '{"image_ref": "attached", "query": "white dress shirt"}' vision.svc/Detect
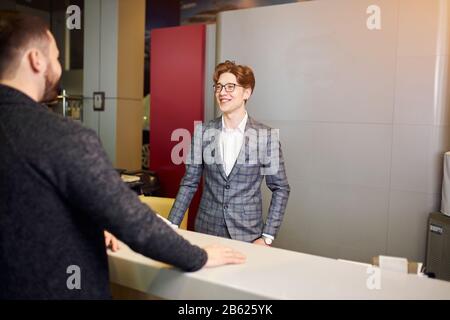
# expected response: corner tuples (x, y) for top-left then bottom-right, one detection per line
(220, 112), (248, 176)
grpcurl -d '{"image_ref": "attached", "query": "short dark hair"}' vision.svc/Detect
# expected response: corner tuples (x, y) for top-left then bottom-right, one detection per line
(0, 11), (50, 79)
(213, 60), (255, 93)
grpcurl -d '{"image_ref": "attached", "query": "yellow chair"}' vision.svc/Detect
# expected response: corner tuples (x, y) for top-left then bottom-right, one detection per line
(138, 195), (188, 230)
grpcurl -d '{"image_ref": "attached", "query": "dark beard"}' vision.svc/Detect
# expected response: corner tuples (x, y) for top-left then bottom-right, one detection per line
(40, 65), (61, 104)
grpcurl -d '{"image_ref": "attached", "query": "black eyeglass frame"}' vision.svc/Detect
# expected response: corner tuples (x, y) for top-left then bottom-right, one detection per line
(213, 83), (243, 93)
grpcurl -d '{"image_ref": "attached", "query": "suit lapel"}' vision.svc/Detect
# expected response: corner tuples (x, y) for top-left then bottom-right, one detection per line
(211, 118), (228, 181)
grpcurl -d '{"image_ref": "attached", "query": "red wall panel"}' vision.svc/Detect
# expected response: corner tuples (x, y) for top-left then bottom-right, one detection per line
(150, 25), (205, 230)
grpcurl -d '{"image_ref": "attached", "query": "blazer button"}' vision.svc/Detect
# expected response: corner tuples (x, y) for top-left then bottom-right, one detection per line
(224, 204), (228, 209)
(225, 185), (230, 189)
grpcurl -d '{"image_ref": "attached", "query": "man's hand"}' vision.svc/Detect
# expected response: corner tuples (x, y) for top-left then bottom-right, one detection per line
(104, 230), (120, 252)
(252, 238), (270, 246)
(157, 214), (179, 229)
(203, 244), (246, 268)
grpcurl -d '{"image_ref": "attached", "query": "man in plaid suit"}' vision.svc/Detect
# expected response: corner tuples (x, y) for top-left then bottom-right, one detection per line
(168, 61), (290, 246)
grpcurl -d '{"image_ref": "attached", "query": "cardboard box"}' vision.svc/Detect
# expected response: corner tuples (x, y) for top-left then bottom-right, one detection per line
(372, 256), (423, 275)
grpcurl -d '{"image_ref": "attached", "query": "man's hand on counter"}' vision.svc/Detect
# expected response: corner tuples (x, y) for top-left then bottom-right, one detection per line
(104, 231), (120, 252)
(202, 244), (246, 268)
(252, 237), (269, 246)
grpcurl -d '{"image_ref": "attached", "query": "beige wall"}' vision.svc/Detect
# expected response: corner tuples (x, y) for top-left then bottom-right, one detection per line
(84, 0), (145, 171)
(217, 0), (450, 263)
(116, 0), (145, 170)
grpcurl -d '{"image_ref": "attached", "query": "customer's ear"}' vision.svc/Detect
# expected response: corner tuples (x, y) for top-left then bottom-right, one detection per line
(27, 48), (46, 74)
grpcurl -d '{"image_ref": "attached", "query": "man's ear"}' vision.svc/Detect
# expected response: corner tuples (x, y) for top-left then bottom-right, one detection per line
(27, 48), (46, 74)
(243, 88), (252, 101)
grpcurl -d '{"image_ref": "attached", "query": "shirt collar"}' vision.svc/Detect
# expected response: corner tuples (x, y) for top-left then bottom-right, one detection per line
(222, 112), (248, 133)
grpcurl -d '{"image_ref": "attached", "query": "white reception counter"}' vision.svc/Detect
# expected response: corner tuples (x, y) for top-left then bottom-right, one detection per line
(108, 229), (450, 299)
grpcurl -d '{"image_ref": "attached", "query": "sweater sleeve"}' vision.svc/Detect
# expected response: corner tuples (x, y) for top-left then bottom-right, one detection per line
(39, 127), (207, 272)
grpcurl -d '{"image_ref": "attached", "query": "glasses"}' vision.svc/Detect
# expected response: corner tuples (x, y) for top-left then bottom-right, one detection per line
(213, 83), (243, 93)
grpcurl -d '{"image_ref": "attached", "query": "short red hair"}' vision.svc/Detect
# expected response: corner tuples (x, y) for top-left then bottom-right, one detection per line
(213, 60), (255, 93)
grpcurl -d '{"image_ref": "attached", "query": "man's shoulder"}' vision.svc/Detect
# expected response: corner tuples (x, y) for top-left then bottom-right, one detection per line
(52, 114), (97, 138)
(247, 116), (272, 130)
(194, 117), (221, 134)
(37, 108), (98, 144)
(44, 117), (102, 159)
(195, 116), (274, 133)
(3, 102), (99, 152)
(204, 117), (221, 129)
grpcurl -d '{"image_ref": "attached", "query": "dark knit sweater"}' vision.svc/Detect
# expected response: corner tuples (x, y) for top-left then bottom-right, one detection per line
(0, 84), (207, 299)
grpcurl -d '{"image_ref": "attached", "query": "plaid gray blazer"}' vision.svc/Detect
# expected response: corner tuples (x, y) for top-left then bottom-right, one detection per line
(168, 115), (290, 242)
